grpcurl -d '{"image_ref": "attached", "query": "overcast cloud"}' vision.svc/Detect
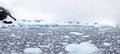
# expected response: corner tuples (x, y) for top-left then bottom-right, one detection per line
(0, 0), (120, 25)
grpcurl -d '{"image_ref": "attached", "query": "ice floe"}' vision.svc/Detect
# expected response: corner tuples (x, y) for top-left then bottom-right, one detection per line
(82, 35), (90, 37)
(69, 32), (83, 35)
(23, 48), (42, 54)
(11, 33), (16, 37)
(38, 33), (46, 36)
(65, 41), (99, 54)
(103, 42), (111, 46)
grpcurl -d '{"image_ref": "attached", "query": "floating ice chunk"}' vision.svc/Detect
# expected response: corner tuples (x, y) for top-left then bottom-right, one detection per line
(103, 42), (111, 46)
(38, 33), (46, 36)
(16, 36), (21, 39)
(2, 28), (11, 31)
(82, 35), (90, 37)
(11, 53), (18, 54)
(10, 43), (15, 45)
(69, 32), (83, 35)
(38, 45), (51, 48)
(23, 48), (42, 54)
(58, 52), (64, 54)
(65, 41), (99, 54)
(11, 33), (16, 37)
(64, 35), (70, 38)
(65, 44), (80, 52)
(117, 40), (120, 44)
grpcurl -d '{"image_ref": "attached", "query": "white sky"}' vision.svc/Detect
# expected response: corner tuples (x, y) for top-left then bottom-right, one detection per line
(0, 0), (120, 25)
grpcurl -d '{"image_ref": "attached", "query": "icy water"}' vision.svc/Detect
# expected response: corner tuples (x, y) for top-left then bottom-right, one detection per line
(0, 25), (120, 54)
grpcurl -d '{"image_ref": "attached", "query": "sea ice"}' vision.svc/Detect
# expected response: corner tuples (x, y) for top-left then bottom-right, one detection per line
(65, 41), (99, 54)
(103, 42), (111, 46)
(69, 32), (83, 35)
(23, 48), (42, 54)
